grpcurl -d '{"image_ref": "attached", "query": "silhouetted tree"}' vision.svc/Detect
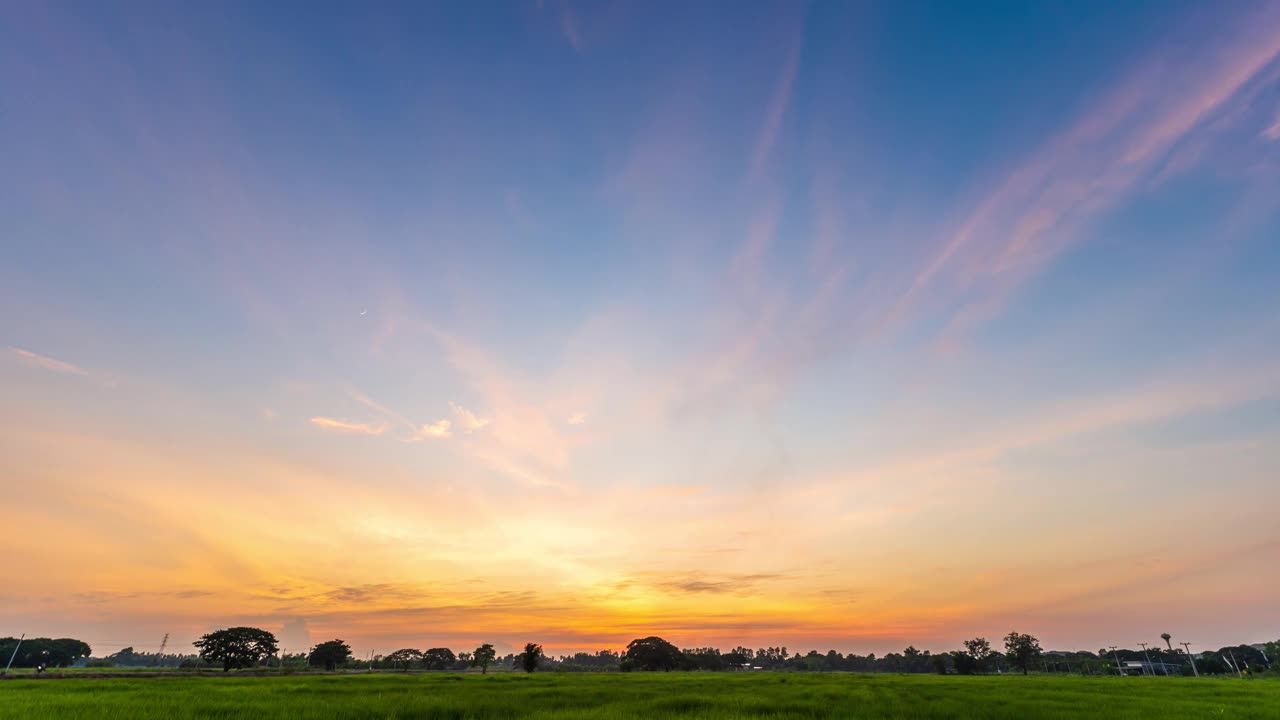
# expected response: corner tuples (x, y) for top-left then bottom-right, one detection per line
(679, 647), (725, 671)
(385, 648), (421, 671)
(47, 639), (91, 667)
(964, 638), (991, 660)
(754, 646), (789, 668)
(621, 636), (684, 671)
(308, 639), (352, 671)
(556, 650), (621, 671)
(422, 647), (457, 670)
(1216, 645), (1267, 674)
(519, 643), (543, 673)
(0, 638), (93, 670)
(963, 637), (991, 673)
(1003, 632), (1042, 676)
(193, 627), (278, 672)
(951, 651), (978, 675)
(471, 643), (497, 674)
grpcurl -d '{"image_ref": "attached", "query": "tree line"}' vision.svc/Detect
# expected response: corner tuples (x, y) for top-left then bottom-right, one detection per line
(8, 631), (1275, 677)
(0, 638), (91, 670)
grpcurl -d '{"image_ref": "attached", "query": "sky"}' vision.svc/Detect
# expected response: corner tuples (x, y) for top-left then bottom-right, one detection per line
(2, 0), (1279, 660)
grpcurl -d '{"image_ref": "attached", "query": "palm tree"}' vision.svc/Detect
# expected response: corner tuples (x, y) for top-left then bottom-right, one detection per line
(1161, 633), (1173, 652)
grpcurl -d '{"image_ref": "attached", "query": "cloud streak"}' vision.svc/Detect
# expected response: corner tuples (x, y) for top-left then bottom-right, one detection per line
(750, 15), (805, 180)
(1264, 115), (1280, 141)
(309, 417), (387, 435)
(7, 347), (87, 375)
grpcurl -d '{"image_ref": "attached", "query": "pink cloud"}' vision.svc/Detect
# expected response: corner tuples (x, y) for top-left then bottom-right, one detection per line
(749, 17), (805, 180)
(7, 346), (87, 375)
(1263, 116), (1280, 141)
(895, 7), (1280, 345)
(560, 4), (582, 51)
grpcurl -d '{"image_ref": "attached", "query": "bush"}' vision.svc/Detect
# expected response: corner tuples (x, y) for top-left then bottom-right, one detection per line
(85, 659), (113, 668)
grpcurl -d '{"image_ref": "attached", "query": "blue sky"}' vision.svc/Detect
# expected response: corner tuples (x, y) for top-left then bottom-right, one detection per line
(2, 1), (1279, 656)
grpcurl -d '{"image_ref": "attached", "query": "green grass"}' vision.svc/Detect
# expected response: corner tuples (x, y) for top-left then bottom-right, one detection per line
(1, 672), (1277, 719)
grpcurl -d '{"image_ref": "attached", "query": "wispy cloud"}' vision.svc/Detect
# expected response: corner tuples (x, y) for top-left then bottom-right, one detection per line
(7, 347), (87, 375)
(429, 328), (573, 484)
(894, 7), (1280, 344)
(567, 411), (587, 426)
(560, 3), (582, 51)
(348, 388), (419, 434)
(652, 572), (785, 596)
(417, 419), (452, 439)
(1263, 115), (1280, 141)
(309, 417), (387, 435)
(750, 15), (805, 180)
(449, 401), (489, 433)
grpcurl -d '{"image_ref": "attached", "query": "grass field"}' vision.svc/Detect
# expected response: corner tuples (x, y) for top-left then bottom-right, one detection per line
(1, 672), (1277, 719)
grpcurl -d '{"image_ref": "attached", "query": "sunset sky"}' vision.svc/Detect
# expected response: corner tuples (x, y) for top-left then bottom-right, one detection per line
(2, 1), (1279, 660)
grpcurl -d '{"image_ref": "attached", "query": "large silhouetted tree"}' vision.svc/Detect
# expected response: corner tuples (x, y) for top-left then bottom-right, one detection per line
(519, 643), (543, 673)
(471, 644), (497, 674)
(194, 627), (278, 672)
(1003, 632), (1042, 676)
(422, 647), (457, 670)
(308, 639), (352, 671)
(620, 636), (684, 671)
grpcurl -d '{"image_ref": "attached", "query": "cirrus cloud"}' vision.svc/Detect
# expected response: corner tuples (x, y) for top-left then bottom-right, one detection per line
(309, 417), (387, 435)
(8, 346), (87, 376)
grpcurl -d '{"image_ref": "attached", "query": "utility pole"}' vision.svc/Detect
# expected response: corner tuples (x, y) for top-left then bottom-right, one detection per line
(1226, 650), (1244, 679)
(1138, 643), (1153, 676)
(1110, 647), (1125, 676)
(1180, 642), (1198, 677)
(3, 634), (24, 675)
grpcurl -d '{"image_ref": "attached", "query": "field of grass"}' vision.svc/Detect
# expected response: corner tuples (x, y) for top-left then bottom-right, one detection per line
(2, 672), (1277, 719)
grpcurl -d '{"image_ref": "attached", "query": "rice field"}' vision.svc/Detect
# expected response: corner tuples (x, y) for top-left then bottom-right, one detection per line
(1, 671), (1277, 719)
